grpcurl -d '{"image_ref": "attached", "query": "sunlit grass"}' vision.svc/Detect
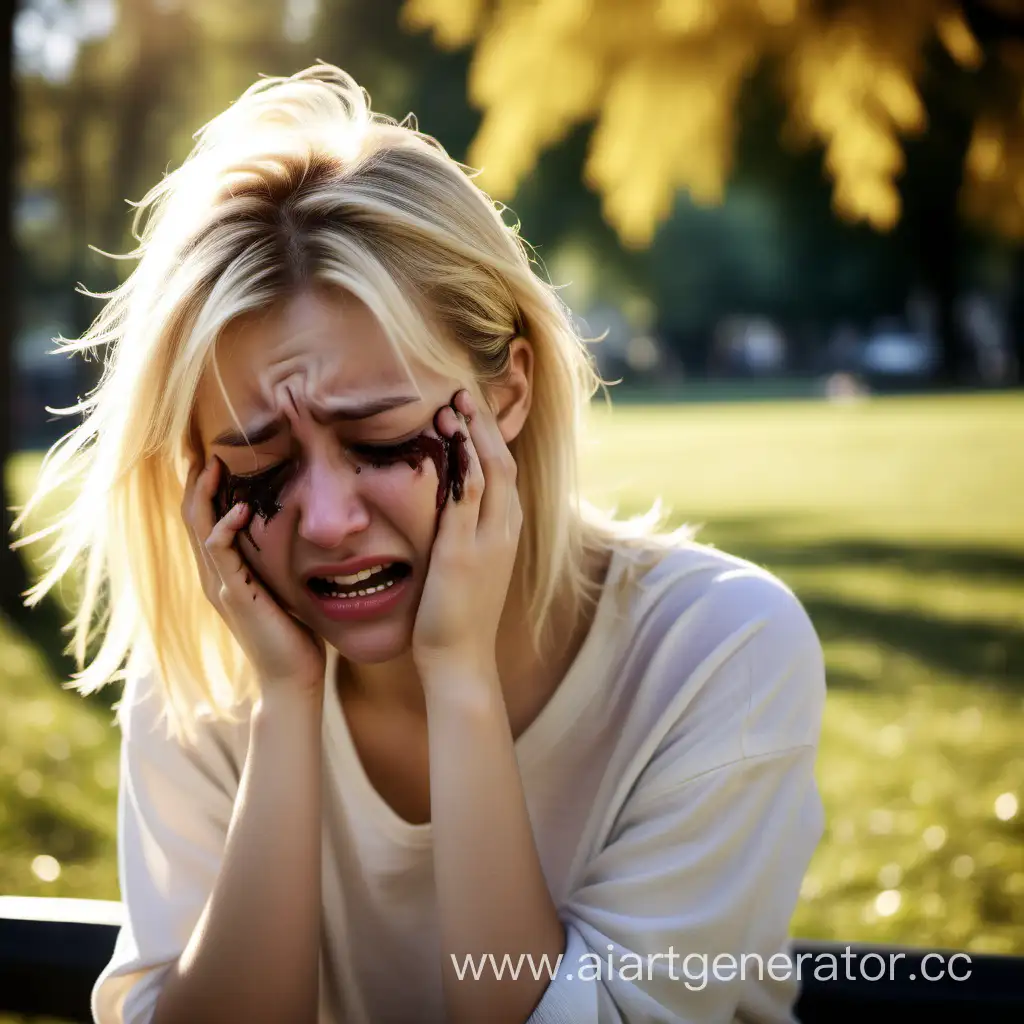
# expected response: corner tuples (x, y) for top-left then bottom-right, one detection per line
(580, 391), (1024, 955)
(0, 615), (120, 901)
(3, 391), (1022, 960)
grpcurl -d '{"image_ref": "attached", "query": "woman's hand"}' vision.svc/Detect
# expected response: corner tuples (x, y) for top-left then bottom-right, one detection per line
(181, 455), (327, 702)
(411, 388), (523, 682)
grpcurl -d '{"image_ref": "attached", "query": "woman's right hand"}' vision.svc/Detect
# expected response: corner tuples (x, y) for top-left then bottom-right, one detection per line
(181, 454), (327, 704)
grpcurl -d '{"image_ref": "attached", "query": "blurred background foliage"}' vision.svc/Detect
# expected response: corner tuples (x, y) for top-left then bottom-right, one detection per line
(406, 0), (1024, 243)
(0, 0), (1022, 983)
(11, 0), (1024, 393)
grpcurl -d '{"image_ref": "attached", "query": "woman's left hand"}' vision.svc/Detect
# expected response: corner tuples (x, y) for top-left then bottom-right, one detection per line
(411, 388), (523, 683)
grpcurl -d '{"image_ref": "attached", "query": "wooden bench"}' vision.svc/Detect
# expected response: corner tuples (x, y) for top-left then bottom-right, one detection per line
(1, 897), (1021, 1022)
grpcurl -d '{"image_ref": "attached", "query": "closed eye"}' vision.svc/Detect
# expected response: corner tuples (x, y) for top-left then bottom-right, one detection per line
(231, 440), (412, 480)
(232, 463), (288, 481)
(214, 458), (297, 538)
(347, 441), (413, 460)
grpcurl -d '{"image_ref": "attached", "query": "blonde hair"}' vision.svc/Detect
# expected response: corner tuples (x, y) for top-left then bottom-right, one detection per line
(12, 63), (685, 742)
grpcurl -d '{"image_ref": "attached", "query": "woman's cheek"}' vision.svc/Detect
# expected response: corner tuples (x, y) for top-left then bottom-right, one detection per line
(240, 504), (293, 574)
(371, 466), (442, 521)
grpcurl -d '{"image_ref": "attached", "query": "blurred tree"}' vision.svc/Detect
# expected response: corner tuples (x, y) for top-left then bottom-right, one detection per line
(1, 1), (101, 663)
(402, 0), (1024, 382)
(0, 2), (74, 680)
(16, 0), (306, 329)
(4, 0), (310, 649)
(2, 0), (31, 625)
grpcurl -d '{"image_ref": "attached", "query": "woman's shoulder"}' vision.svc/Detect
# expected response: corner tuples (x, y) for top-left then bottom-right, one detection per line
(609, 532), (818, 641)
(116, 668), (254, 790)
(600, 533), (825, 753)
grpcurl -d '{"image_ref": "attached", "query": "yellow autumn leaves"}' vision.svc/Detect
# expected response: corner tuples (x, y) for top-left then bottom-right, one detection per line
(402, 0), (1024, 245)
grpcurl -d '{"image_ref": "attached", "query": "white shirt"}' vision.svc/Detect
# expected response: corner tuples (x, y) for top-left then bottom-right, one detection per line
(92, 539), (826, 1023)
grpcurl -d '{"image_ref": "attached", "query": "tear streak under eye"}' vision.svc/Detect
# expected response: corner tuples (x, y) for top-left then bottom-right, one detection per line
(213, 457), (294, 550)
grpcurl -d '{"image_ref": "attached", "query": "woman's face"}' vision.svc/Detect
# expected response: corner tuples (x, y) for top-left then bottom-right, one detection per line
(192, 286), (473, 665)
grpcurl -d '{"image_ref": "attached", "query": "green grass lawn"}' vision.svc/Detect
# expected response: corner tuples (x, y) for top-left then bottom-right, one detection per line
(3, 391), (1022, 963)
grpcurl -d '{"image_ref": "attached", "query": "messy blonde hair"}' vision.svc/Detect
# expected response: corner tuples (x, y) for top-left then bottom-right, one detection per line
(12, 64), (681, 742)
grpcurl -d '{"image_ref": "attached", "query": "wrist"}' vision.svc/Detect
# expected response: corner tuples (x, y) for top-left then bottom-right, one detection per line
(253, 684), (324, 724)
(419, 660), (504, 713)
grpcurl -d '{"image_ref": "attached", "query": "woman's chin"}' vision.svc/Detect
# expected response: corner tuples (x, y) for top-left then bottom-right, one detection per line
(325, 623), (412, 666)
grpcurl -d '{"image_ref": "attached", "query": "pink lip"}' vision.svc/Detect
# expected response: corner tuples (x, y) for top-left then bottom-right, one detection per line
(302, 556), (407, 584)
(307, 573), (411, 622)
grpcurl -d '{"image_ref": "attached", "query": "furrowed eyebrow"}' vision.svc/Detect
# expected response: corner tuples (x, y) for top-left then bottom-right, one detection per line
(211, 395), (420, 448)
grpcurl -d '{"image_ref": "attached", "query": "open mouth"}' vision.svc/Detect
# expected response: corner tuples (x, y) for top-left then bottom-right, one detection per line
(306, 562), (412, 600)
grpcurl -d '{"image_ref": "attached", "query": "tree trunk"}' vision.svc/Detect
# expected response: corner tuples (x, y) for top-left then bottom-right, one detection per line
(1011, 244), (1024, 385)
(0, 4), (82, 688)
(903, 43), (979, 387)
(0, 0), (35, 622)
(101, 0), (183, 253)
(919, 199), (973, 386)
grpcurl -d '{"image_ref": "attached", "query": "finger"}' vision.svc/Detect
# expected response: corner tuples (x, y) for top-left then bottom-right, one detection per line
(429, 403), (481, 552)
(442, 400), (484, 512)
(203, 500), (255, 594)
(454, 390), (516, 530)
(188, 458), (248, 586)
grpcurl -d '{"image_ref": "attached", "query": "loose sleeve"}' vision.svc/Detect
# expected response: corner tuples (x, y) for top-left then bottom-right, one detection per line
(529, 576), (827, 1024)
(91, 673), (246, 1024)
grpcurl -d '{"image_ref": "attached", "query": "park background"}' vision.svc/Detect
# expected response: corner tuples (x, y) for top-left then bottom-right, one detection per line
(0, 0), (1022, 999)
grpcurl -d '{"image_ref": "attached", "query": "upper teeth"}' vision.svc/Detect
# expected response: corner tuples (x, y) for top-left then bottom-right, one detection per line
(322, 564), (389, 586)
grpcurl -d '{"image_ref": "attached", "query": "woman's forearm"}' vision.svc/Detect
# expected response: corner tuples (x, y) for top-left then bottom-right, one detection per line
(423, 666), (565, 1024)
(151, 689), (323, 1024)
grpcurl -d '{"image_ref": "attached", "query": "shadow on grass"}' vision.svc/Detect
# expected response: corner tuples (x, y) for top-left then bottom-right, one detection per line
(10, 794), (102, 862)
(694, 517), (1024, 694)
(696, 515), (1024, 581)
(802, 596), (1023, 693)
(734, 538), (1024, 584)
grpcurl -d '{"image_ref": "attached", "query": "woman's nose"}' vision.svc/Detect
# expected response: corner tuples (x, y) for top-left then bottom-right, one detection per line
(296, 457), (370, 548)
